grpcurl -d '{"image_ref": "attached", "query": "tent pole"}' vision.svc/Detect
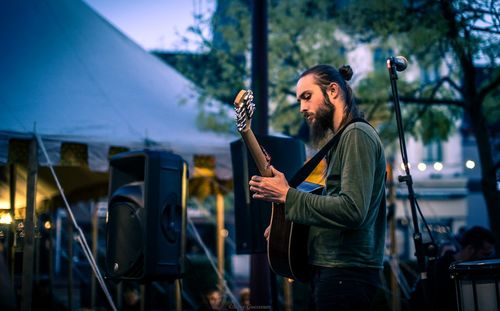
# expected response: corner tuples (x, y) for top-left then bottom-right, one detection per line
(21, 137), (38, 311)
(175, 279), (182, 311)
(250, 0), (272, 308)
(283, 278), (292, 311)
(35, 222), (40, 284)
(216, 192), (225, 292)
(387, 160), (401, 311)
(48, 200), (55, 302)
(67, 217), (74, 311)
(8, 164), (16, 287)
(91, 201), (98, 309)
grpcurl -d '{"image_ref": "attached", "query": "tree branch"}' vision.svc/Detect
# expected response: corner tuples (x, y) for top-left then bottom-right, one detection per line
(470, 26), (500, 35)
(460, 6), (498, 16)
(444, 76), (463, 94)
(398, 96), (465, 107)
(426, 76), (463, 97)
(478, 73), (500, 102)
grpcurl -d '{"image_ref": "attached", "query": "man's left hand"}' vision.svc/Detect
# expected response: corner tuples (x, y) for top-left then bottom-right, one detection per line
(249, 166), (290, 204)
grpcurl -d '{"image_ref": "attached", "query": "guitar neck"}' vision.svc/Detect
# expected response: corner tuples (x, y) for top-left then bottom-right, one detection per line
(240, 128), (273, 177)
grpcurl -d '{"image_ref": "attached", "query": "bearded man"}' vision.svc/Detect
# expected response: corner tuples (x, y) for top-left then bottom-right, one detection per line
(249, 64), (387, 311)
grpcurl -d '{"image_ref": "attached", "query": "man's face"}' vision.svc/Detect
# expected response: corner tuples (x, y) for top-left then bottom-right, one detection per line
(472, 241), (495, 260)
(207, 291), (221, 308)
(463, 241), (495, 261)
(296, 74), (334, 148)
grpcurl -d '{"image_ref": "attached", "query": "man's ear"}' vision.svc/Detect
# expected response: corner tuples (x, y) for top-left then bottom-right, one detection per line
(327, 82), (340, 102)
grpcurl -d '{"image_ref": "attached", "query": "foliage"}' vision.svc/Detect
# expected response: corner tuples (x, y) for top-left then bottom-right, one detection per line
(338, 0), (500, 248)
(174, 0), (500, 248)
(172, 0), (500, 252)
(175, 0), (499, 147)
(178, 0), (350, 136)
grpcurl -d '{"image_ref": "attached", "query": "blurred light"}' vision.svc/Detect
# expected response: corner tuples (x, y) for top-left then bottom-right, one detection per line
(433, 162), (443, 171)
(465, 160), (475, 169)
(0, 213), (12, 224)
(400, 163), (411, 170)
(44, 221), (52, 230)
(0, 202), (9, 209)
(221, 229), (229, 238)
(417, 163), (427, 171)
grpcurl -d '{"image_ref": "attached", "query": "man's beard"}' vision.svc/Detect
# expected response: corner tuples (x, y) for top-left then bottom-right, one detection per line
(309, 97), (334, 149)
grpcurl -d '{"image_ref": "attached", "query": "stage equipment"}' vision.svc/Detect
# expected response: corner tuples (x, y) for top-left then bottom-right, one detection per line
(231, 135), (306, 254)
(450, 259), (500, 311)
(387, 56), (437, 308)
(391, 56), (408, 72)
(106, 150), (187, 281)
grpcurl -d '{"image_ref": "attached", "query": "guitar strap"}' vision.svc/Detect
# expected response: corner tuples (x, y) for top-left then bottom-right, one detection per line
(288, 117), (369, 188)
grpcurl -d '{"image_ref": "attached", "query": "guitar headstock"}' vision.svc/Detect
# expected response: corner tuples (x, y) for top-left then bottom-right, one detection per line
(234, 89), (255, 132)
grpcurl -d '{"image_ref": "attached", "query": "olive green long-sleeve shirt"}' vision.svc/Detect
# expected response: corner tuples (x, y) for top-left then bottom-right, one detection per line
(285, 122), (386, 268)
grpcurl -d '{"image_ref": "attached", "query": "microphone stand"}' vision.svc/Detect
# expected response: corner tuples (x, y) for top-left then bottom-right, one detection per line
(386, 57), (437, 310)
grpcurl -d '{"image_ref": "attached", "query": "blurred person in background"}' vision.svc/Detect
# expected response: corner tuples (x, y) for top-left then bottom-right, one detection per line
(199, 288), (222, 311)
(410, 226), (495, 311)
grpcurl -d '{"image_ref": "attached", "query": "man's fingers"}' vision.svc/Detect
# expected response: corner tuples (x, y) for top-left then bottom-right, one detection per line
(252, 193), (264, 200)
(250, 175), (262, 181)
(270, 165), (283, 177)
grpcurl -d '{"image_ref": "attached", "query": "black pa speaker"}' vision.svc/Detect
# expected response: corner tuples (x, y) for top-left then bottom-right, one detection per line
(230, 135), (306, 254)
(105, 150), (188, 281)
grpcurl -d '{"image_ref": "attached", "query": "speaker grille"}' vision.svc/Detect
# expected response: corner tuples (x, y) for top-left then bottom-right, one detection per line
(106, 184), (145, 278)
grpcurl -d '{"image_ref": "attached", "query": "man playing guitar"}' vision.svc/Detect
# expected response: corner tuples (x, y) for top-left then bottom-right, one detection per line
(249, 64), (387, 311)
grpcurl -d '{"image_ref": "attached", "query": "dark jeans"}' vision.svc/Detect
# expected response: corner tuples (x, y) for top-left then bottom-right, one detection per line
(310, 265), (380, 311)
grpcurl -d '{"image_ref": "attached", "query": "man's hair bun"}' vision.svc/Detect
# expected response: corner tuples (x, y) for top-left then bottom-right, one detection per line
(338, 65), (353, 81)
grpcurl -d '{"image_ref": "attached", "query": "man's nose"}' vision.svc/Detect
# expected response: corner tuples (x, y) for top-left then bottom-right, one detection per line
(299, 102), (307, 113)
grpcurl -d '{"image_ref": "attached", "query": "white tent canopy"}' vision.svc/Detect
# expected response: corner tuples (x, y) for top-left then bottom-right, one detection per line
(0, 0), (236, 177)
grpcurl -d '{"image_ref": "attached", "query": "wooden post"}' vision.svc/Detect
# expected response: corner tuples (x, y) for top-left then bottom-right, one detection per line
(67, 218), (73, 311)
(91, 201), (99, 309)
(35, 224), (40, 285)
(283, 278), (292, 311)
(216, 193), (225, 292)
(9, 164), (16, 287)
(175, 279), (182, 311)
(387, 160), (400, 311)
(21, 138), (38, 311)
(48, 201), (55, 301)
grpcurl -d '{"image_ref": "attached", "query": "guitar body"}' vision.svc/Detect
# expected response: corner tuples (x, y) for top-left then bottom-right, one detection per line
(267, 182), (323, 282)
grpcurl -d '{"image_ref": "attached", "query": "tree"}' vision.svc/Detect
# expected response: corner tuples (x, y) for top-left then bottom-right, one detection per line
(339, 0), (500, 249)
(169, 0), (499, 247)
(163, 0), (349, 135)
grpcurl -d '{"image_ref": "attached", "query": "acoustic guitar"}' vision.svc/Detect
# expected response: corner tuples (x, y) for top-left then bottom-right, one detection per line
(233, 90), (323, 282)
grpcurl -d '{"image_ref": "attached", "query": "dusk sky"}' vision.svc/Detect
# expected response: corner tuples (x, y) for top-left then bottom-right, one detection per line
(83, 0), (215, 51)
